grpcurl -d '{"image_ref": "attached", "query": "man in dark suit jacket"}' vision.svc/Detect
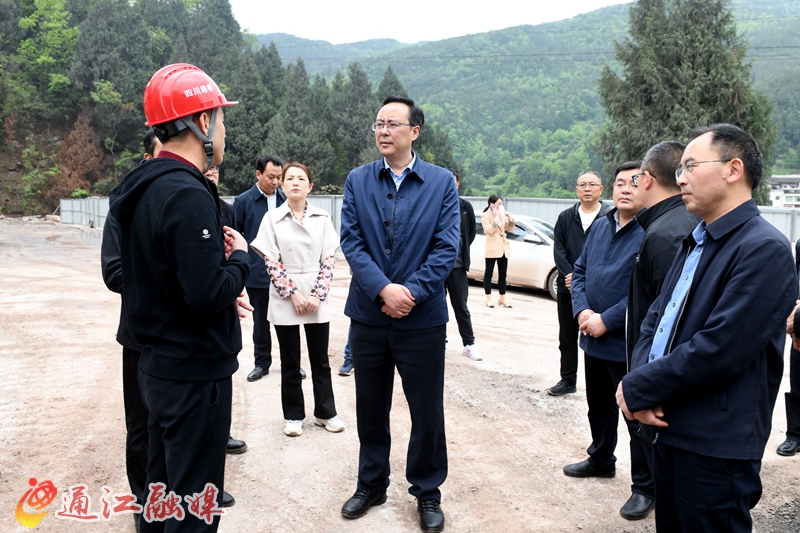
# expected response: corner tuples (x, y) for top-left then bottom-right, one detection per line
(444, 169), (482, 360)
(234, 155), (287, 382)
(619, 124), (797, 532)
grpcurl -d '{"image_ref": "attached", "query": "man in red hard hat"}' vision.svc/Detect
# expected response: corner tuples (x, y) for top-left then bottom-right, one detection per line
(109, 64), (249, 532)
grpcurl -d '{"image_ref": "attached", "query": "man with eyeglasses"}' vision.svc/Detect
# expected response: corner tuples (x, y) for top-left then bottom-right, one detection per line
(563, 162), (644, 482)
(340, 96), (459, 533)
(618, 141), (700, 521)
(548, 171), (609, 397)
(618, 124), (797, 532)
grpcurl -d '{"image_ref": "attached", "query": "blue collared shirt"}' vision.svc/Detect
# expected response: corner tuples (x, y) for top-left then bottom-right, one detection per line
(383, 152), (417, 190)
(648, 222), (706, 362)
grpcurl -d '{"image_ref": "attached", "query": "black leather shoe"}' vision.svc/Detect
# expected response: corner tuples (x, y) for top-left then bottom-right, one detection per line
(247, 366), (268, 382)
(220, 491), (235, 508)
(563, 459), (615, 478)
(300, 367), (307, 379)
(777, 438), (800, 456)
(341, 489), (387, 519)
(547, 379), (577, 396)
(620, 493), (655, 520)
(418, 499), (445, 532)
(227, 436), (247, 454)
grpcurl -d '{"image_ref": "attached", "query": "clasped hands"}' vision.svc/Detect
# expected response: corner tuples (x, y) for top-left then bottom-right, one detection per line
(379, 283), (415, 319)
(616, 382), (668, 427)
(577, 309), (607, 338)
(290, 292), (321, 316)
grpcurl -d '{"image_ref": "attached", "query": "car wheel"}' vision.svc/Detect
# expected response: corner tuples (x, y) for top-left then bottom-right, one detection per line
(547, 269), (558, 301)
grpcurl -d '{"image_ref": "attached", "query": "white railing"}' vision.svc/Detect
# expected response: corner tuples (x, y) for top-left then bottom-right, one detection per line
(60, 195), (800, 243)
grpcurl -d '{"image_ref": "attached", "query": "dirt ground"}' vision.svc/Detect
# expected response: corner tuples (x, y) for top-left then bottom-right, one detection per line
(0, 217), (798, 533)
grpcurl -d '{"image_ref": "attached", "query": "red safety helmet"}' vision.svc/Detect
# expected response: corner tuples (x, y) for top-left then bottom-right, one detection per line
(143, 63), (237, 126)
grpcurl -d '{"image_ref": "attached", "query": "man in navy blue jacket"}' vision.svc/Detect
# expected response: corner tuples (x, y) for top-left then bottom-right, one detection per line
(618, 124), (797, 532)
(234, 155), (286, 382)
(564, 162), (644, 480)
(339, 96), (459, 533)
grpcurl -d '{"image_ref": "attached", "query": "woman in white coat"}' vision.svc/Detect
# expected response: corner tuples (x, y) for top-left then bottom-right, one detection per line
(250, 162), (343, 437)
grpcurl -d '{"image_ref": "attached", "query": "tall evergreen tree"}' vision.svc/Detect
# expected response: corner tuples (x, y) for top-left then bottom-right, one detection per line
(597, 0), (776, 202)
(328, 62), (378, 179)
(376, 65), (408, 101)
(68, 0), (153, 156)
(184, 0), (243, 81)
(223, 49), (277, 194)
(265, 59), (334, 182)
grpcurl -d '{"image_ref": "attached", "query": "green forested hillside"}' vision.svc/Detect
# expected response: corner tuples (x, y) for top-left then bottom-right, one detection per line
(1, 0), (797, 215)
(260, 0), (800, 195)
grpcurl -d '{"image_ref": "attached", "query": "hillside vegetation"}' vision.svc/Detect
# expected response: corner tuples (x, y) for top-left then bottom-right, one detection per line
(1, 0), (797, 214)
(261, 0), (800, 196)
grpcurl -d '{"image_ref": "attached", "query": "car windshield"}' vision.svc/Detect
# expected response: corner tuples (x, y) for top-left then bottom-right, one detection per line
(530, 220), (554, 240)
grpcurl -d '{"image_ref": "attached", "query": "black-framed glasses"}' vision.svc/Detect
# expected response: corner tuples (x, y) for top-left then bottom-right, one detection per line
(631, 171), (655, 187)
(371, 121), (412, 132)
(675, 159), (732, 180)
(576, 182), (602, 190)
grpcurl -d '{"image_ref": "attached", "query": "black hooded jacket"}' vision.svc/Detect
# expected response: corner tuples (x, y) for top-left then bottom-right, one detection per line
(109, 157), (249, 382)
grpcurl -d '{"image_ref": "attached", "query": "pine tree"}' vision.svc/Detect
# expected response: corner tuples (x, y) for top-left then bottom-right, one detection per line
(328, 62), (378, 180)
(376, 66), (408, 101)
(223, 49), (277, 194)
(597, 0), (776, 203)
(264, 59), (334, 182)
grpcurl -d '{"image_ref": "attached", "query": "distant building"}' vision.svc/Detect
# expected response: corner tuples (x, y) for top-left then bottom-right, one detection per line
(769, 175), (800, 208)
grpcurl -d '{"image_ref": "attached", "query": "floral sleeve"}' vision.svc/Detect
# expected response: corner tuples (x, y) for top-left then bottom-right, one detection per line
(264, 256), (297, 299)
(309, 254), (335, 301)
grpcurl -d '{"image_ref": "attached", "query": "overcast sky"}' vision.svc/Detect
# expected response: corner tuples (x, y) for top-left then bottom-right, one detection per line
(228, 0), (629, 44)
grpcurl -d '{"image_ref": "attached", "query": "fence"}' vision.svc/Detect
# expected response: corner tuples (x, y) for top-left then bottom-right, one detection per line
(60, 195), (800, 243)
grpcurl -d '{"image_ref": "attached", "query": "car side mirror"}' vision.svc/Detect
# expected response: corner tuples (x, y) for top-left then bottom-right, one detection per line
(524, 234), (543, 245)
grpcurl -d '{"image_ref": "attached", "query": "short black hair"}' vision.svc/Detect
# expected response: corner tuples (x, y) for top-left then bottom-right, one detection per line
(256, 155), (284, 173)
(448, 168), (459, 181)
(382, 95), (424, 130)
(642, 141), (685, 193)
(613, 161), (641, 179)
(689, 124), (763, 191)
(143, 128), (158, 156)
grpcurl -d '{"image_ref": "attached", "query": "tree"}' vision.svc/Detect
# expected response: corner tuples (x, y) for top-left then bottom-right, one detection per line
(68, 0), (153, 156)
(376, 65), (408, 101)
(328, 62), (377, 181)
(184, 0), (243, 82)
(222, 48), (278, 194)
(597, 0), (776, 203)
(41, 106), (103, 209)
(265, 59), (334, 183)
(7, 0), (80, 125)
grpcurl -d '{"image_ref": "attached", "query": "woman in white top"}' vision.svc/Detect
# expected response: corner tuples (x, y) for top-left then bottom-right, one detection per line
(250, 162), (343, 437)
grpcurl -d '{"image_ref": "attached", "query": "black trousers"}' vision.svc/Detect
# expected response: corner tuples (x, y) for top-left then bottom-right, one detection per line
(445, 267), (475, 346)
(138, 371), (231, 532)
(350, 320), (448, 502)
(584, 354), (654, 498)
(653, 443), (762, 533)
(247, 287), (273, 369)
(483, 256), (508, 294)
(556, 290), (579, 384)
(122, 347), (149, 505)
(786, 347), (800, 442)
(274, 323), (336, 420)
